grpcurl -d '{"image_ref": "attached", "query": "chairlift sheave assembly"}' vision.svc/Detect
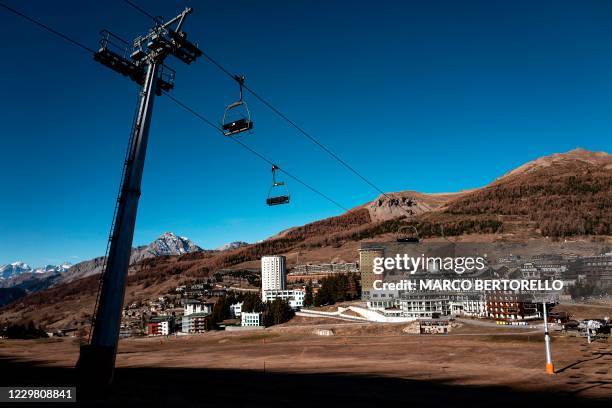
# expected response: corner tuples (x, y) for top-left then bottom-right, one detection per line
(222, 75), (253, 136)
(266, 165), (290, 206)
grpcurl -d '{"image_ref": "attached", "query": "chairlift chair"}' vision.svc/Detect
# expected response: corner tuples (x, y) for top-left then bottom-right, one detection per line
(222, 75), (253, 136)
(266, 165), (290, 206)
(397, 225), (419, 243)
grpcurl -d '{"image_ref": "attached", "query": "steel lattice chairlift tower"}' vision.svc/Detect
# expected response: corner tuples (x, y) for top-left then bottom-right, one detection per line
(76, 7), (202, 385)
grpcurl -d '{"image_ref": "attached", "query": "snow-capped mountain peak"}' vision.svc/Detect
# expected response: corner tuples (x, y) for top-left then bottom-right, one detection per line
(0, 261), (72, 280)
(153, 232), (201, 255)
(130, 232), (202, 263)
(0, 262), (32, 280)
(32, 263), (73, 274)
(10, 261), (30, 269)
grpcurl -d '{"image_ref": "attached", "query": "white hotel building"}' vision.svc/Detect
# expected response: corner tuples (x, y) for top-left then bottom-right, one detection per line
(241, 312), (262, 327)
(262, 289), (305, 310)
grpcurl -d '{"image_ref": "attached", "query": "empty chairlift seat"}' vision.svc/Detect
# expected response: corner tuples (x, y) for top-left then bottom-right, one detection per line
(222, 114), (253, 135)
(397, 225), (419, 243)
(222, 75), (253, 136)
(267, 194), (290, 206)
(266, 165), (290, 206)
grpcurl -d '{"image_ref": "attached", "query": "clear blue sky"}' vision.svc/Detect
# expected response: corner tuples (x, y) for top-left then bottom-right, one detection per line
(1, 0), (611, 266)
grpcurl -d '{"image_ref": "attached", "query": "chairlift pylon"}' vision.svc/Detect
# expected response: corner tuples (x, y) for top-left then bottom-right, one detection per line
(266, 165), (290, 206)
(222, 75), (253, 136)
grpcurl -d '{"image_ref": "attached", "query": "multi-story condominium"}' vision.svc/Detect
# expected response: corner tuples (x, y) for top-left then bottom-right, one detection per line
(398, 293), (453, 319)
(532, 254), (563, 262)
(261, 255), (286, 298)
(181, 299), (213, 316)
(181, 312), (209, 334)
(241, 312), (262, 327)
(359, 246), (385, 301)
(288, 262), (359, 283)
(293, 262), (359, 274)
(532, 258), (568, 280)
(484, 291), (539, 320)
(520, 262), (540, 279)
(496, 254), (520, 265)
(578, 253), (612, 288)
(262, 289), (305, 310)
(145, 316), (174, 336)
(450, 295), (486, 317)
(230, 302), (243, 318)
(119, 326), (136, 338)
(367, 288), (399, 310)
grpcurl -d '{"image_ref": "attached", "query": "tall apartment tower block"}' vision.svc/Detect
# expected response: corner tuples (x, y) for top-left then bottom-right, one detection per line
(261, 255), (287, 298)
(359, 246), (385, 301)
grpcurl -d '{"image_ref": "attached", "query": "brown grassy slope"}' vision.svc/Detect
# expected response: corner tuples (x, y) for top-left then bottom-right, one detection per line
(444, 149), (612, 236)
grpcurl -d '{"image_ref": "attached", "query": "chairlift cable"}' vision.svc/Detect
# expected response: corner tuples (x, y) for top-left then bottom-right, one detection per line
(121, 0), (413, 215)
(124, 0), (158, 22)
(199, 51), (415, 217)
(162, 92), (350, 212)
(119, 1), (415, 217)
(0, 1), (353, 214)
(0, 2), (96, 53)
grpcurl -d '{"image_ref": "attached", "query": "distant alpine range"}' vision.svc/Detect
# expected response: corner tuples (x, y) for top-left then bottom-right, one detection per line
(0, 261), (73, 280)
(0, 232), (248, 294)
